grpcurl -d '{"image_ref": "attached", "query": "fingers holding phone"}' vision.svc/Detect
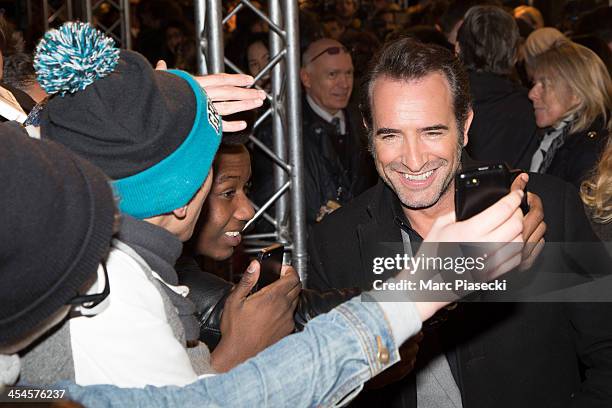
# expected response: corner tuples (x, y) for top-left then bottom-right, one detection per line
(419, 189), (525, 293)
(452, 165), (534, 277)
(213, 258), (300, 372)
(462, 189), (525, 282)
(279, 265), (301, 310)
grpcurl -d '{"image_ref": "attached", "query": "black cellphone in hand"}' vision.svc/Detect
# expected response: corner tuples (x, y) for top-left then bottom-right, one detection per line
(255, 243), (285, 290)
(455, 163), (513, 222)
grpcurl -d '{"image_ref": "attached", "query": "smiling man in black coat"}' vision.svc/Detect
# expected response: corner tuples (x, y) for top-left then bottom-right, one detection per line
(307, 38), (612, 408)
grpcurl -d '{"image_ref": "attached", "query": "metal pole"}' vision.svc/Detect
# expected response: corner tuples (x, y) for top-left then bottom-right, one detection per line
(26, 0), (33, 33)
(194, 0), (208, 75)
(206, 0), (224, 73)
(121, 0), (131, 49)
(268, 0), (290, 245)
(67, 0), (73, 20)
(284, 0), (306, 280)
(85, 0), (92, 25)
(197, 0), (306, 278)
(42, 0), (50, 31)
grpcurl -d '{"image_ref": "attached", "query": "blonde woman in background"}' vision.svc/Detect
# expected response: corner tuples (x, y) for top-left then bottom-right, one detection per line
(528, 40), (611, 188)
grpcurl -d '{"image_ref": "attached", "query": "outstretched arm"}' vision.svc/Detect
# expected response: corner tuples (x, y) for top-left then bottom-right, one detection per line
(156, 60), (266, 132)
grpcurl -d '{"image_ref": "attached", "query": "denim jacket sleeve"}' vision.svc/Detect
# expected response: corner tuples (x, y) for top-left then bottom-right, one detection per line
(60, 295), (420, 407)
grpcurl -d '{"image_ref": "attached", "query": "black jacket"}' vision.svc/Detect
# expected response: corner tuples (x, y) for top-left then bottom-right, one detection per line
(543, 116), (609, 189)
(249, 99), (376, 225)
(466, 71), (539, 170)
(301, 99), (376, 224)
(307, 172), (612, 408)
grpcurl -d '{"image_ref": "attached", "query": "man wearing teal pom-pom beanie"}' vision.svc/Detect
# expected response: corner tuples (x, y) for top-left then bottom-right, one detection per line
(20, 22), (300, 388)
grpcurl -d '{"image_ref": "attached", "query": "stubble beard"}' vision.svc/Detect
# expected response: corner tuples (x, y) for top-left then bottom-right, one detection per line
(378, 144), (463, 210)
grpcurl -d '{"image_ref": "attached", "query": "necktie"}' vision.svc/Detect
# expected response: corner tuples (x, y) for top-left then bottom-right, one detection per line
(331, 117), (341, 135)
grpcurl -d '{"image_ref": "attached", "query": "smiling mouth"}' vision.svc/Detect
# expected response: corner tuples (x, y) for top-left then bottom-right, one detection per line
(225, 231), (240, 237)
(402, 169), (434, 181)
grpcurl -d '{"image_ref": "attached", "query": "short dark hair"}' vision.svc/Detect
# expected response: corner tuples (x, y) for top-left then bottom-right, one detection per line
(360, 38), (471, 147)
(438, 0), (500, 35)
(237, 32), (269, 73)
(386, 25), (453, 50)
(457, 6), (519, 75)
(3, 52), (36, 90)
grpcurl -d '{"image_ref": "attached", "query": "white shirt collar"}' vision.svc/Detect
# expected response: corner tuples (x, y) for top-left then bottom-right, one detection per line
(306, 94), (346, 134)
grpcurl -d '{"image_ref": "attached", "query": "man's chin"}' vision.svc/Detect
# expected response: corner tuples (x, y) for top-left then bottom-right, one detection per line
(390, 180), (445, 210)
(398, 195), (440, 210)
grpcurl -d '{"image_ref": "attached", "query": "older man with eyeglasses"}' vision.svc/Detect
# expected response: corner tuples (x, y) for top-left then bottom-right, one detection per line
(298, 38), (377, 224)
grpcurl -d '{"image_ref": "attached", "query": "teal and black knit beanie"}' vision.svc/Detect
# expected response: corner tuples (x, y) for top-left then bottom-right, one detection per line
(35, 22), (222, 219)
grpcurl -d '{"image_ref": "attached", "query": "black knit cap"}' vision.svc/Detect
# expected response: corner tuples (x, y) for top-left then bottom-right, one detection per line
(35, 24), (223, 219)
(41, 50), (194, 180)
(0, 122), (116, 346)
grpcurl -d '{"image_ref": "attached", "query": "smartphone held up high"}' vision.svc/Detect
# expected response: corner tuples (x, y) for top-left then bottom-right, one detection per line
(455, 163), (528, 222)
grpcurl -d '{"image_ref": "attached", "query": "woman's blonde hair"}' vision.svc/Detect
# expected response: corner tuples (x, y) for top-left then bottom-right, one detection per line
(581, 138), (612, 224)
(533, 40), (612, 134)
(524, 27), (567, 71)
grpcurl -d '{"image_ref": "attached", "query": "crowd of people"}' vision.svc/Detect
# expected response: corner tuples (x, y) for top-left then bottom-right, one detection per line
(0, 0), (611, 407)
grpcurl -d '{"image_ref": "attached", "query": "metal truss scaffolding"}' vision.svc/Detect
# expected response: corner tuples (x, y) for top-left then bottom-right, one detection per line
(84, 0), (131, 49)
(196, 0), (307, 280)
(28, 0), (131, 49)
(26, 0), (73, 31)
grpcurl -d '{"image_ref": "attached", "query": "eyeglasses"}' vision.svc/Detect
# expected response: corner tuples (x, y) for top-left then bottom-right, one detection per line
(306, 46), (350, 65)
(67, 262), (110, 310)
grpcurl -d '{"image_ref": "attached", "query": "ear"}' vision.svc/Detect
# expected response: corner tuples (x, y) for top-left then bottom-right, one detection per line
(172, 205), (188, 220)
(454, 41), (460, 56)
(462, 109), (474, 147)
(300, 67), (311, 89)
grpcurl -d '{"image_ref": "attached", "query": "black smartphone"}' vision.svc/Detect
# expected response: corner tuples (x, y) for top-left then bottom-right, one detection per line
(255, 243), (285, 290)
(455, 163), (512, 221)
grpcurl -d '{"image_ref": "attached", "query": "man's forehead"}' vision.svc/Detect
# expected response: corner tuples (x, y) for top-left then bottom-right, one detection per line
(371, 73), (455, 123)
(304, 38), (347, 60)
(314, 52), (353, 70)
(215, 154), (250, 181)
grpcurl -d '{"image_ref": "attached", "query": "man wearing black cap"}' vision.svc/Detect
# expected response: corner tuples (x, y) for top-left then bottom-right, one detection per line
(0, 121), (116, 387)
